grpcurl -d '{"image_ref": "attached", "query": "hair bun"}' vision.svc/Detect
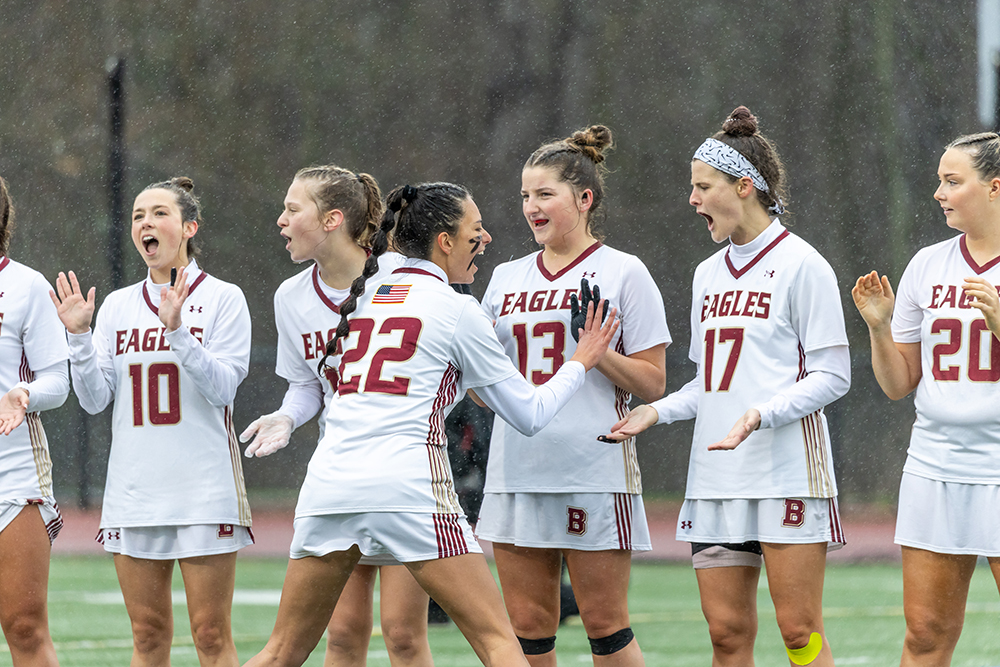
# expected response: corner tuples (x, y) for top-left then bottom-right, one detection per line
(722, 106), (758, 137)
(170, 176), (195, 193)
(567, 125), (613, 164)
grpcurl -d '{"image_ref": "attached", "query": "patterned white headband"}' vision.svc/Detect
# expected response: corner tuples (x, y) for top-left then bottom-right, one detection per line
(693, 138), (785, 215)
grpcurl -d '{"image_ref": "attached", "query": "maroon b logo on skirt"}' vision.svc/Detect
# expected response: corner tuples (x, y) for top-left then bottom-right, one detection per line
(567, 507), (588, 535)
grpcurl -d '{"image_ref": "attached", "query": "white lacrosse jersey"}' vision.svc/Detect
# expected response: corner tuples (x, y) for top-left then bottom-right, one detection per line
(685, 222), (847, 499)
(274, 253), (405, 440)
(295, 259), (519, 517)
(0, 257), (68, 499)
(481, 243), (671, 494)
(79, 264), (252, 527)
(892, 234), (1000, 483)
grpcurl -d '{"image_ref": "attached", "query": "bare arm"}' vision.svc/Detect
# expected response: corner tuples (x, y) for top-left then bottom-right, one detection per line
(594, 343), (667, 403)
(853, 270), (921, 399)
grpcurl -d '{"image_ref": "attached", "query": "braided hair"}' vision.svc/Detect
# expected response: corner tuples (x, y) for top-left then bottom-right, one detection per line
(0, 176), (13, 257)
(316, 182), (471, 376)
(294, 165), (383, 248)
(947, 132), (1000, 182)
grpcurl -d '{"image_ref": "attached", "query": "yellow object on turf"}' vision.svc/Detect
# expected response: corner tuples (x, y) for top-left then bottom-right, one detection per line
(786, 632), (822, 665)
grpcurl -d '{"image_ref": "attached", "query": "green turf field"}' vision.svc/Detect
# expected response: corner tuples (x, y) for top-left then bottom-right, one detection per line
(14, 557), (1000, 666)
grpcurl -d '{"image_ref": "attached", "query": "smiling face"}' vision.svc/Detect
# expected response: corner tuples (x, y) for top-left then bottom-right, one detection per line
(521, 166), (591, 250)
(131, 188), (196, 283)
(277, 178), (331, 263)
(442, 197), (491, 284)
(934, 148), (996, 235)
(689, 159), (749, 244)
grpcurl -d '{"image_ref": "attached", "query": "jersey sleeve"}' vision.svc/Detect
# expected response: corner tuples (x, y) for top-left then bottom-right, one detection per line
(788, 251), (849, 352)
(891, 253), (923, 344)
(687, 265), (706, 365)
(67, 295), (118, 414)
(164, 282), (251, 407)
(450, 298), (520, 389)
(651, 373), (700, 424)
(21, 272), (69, 372)
(273, 286), (319, 384)
(480, 270), (502, 322)
(616, 255), (671, 355)
(755, 344), (851, 429)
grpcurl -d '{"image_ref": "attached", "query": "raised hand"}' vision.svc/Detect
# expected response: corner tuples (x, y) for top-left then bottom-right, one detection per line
(570, 278), (610, 342)
(962, 276), (1000, 339)
(49, 270), (96, 334)
(707, 408), (761, 451)
(159, 265), (190, 332)
(0, 388), (29, 436)
(568, 299), (619, 371)
(852, 271), (895, 332)
(599, 404), (658, 443)
(240, 413), (294, 458)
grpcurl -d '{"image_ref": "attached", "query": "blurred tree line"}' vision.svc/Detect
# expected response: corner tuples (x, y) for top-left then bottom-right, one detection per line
(0, 0), (983, 507)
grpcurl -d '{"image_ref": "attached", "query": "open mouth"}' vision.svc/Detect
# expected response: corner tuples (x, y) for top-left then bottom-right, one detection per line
(531, 218), (549, 229)
(467, 239), (484, 270)
(698, 212), (714, 227)
(142, 235), (159, 254)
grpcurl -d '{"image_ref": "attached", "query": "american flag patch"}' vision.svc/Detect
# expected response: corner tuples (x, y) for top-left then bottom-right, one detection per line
(373, 284), (410, 304)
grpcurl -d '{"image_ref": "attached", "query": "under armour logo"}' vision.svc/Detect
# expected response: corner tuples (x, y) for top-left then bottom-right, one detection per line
(189, 305), (203, 313)
(680, 520), (692, 530)
(582, 271), (596, 278)
(763, 270), (775, 278)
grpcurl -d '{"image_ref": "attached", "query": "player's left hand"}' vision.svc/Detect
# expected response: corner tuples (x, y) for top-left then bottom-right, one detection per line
(599, 404), (658, 442)
(158, 266), (190, 332)
(0, 387), (29, 436)
(570, 278), (610, 343)
(962, 276), (1000, 339)
(240, 412), (294, 458)
(708, 408), (761, 451)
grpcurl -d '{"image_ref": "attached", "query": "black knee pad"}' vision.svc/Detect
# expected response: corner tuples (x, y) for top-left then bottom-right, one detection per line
(588, 627), (634, 656)
(517, 635), (556, 655)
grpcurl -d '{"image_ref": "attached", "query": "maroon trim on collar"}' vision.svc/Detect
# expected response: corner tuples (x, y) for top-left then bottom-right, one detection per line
(141, 271), (209, 316)
(393, 267), (446, 283)
(142, 283), (159, 315)
(311, 264), (342, 314)
(0, 257), (9, 274)
(725, 229), (790, 279)
(960, 235), (1000, 275)
(535, 242), (603, 282)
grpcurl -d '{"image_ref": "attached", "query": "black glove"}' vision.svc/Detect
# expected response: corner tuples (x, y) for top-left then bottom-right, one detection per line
(569, 278), (609, 342)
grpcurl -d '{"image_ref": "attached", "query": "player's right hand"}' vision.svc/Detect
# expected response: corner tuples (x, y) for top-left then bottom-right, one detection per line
(240, 412), (294, 458)
(852, 270), (894, 332)
(569, 298), (619, 371)
(49, 270), (95, 335)
(599, 404), (658, 443)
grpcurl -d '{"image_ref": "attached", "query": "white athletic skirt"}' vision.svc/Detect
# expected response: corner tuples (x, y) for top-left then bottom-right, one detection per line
(896, 472), (1000, 556)
(476, 492), (651, 551)
(0, 497), (62, 544)
(290, 512), (482, 562)
(97, 524), (254, 559)
(677, 497), (845, 549)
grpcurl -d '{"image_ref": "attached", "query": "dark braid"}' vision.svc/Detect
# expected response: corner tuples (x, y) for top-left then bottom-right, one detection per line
(0, 176), (13, 256)
(315, 182), (472, 377)
(316, 188), (406, 375)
